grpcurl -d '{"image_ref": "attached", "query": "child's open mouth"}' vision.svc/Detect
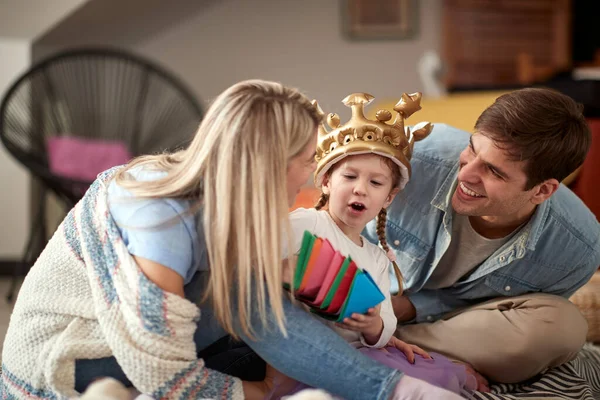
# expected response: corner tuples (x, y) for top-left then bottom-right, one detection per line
(349, 202), (366, 213)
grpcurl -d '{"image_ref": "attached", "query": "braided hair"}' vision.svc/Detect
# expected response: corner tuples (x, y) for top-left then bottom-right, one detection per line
(314, 193), (329, 210)
(376, 208), (404, 296)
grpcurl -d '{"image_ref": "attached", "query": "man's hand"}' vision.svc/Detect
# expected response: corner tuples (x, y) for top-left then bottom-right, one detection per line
(336, 306), (384, 345)
(392, 295), (417, 322)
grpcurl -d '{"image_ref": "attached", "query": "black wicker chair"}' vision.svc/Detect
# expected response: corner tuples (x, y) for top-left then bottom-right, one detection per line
(0, 48), (203, 300)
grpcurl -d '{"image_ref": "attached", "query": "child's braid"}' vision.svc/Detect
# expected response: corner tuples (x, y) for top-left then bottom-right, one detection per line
(314, 193), (329, 210)
(376, 208), (404, 296)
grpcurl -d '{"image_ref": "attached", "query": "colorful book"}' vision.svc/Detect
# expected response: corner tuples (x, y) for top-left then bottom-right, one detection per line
(290, 230), (385, 322)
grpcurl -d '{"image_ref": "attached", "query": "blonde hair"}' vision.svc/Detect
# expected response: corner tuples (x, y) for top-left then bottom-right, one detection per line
(115, 79), (322, 339)
(314, 155), (404, 295)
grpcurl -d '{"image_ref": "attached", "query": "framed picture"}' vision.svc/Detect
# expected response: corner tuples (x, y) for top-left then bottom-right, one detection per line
(343, 0), (417, 40)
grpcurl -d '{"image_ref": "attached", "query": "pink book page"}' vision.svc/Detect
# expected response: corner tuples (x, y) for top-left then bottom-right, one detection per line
(299, 239), (335, 299)
(310, 252), (345, 306)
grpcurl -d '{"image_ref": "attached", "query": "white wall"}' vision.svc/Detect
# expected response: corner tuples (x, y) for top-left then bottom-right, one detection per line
(0, 0), (88, 40)
(0, 39), (30, 257)
(135, 0), (442, 115)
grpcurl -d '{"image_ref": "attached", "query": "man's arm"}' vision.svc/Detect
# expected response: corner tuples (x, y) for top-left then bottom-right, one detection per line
(395, 289), (476, 323)
(547, 263), (599, 299)
(544, 231), (600, 299)
(392, 294), (417, 322)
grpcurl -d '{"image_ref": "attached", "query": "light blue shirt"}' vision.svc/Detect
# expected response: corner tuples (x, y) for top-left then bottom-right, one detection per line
(107, 167), (207, 284)
(364, 124), (600, 323)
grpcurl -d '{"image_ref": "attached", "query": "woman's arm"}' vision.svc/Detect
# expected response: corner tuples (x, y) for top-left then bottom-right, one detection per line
(134, 256), (185, 297)
(87, 249), (244, 399)
(231, 282), (402, 400)
(135, 256), (271, 399)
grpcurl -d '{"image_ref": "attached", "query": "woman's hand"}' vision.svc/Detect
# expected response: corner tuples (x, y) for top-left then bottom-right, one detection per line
(386, 336), (431, 364)
(336, 306), (384, 345)
(242, 381), (269, 400)
(242, 364), (297, 399)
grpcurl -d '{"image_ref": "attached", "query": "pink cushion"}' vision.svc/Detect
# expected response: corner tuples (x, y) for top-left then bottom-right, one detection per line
(47, 136), (132, 182)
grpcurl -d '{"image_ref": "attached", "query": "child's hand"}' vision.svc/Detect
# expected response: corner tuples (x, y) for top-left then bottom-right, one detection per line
(386, 336), (432, 364)
(336, 305), (383, 345)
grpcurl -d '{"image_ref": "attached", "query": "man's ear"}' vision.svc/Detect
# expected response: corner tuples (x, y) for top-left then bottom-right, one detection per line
(384, 187), (400, 208)
(530, 178), (559, 205)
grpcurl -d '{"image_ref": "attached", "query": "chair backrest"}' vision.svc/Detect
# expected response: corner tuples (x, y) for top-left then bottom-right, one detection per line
(0, 47), (203, 205)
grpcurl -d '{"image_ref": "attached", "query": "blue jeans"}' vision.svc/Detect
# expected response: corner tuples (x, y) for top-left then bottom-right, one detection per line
(75, 272), (401, 399)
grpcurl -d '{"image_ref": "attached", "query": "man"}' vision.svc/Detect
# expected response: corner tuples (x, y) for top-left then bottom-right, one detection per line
(365, 88), (600, 389)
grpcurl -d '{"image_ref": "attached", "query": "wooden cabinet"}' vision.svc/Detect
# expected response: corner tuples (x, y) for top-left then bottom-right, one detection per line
(443, 0), (571, 89)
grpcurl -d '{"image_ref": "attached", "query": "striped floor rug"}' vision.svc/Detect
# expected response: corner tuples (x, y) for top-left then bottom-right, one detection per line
(462, 343), (600, 399)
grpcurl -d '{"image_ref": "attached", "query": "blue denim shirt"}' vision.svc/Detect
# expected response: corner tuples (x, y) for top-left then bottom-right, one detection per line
(364, 124), (600, 323)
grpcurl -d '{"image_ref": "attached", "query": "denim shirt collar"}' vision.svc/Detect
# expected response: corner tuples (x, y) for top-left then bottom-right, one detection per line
(431, 161), (550, 255)
(431, 162), (459, 212)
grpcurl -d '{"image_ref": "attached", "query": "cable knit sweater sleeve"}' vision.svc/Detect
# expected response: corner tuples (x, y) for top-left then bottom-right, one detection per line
(0, 168), (243, 400)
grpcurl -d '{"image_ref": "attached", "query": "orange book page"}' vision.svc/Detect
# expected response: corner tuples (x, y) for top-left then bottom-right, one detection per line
(298, 238), (322, 292)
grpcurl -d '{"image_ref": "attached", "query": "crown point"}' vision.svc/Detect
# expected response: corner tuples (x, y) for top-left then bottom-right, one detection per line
(342, 93), (375, 106)
(393, 92), (423, 119)
(376, 110), (392, 122)
(411, 121), (433, 141)
(327, 113), (341, 129)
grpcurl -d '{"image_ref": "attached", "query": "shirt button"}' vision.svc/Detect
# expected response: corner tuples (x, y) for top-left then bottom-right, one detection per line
(500, 256), (506, 262)
(426, 316), (433, 321)
(394, 240), (400, 246)
(505, 285), (511, 292)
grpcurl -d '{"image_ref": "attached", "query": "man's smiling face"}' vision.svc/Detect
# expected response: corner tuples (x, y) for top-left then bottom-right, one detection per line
(451, 132), (539, 227)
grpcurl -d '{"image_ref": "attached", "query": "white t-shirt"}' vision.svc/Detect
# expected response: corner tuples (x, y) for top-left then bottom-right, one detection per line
(425, 213), (515, 289)
(287, 208), (397, 348)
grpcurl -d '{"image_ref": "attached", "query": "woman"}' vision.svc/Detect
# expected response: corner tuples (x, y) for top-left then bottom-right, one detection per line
(1, 80), (460, 400)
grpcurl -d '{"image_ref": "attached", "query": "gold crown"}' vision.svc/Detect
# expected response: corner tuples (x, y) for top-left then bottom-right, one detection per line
(312, 92), (433, 189)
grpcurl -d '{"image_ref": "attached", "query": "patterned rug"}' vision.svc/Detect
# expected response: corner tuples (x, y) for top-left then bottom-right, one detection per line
(462, 343), (600, 399)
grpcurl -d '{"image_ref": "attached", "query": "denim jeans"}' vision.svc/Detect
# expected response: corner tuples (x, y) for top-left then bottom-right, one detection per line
(75, 272), (401, 399)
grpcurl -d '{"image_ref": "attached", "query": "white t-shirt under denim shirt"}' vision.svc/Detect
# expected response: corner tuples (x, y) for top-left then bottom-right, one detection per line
(424, 212), (516, 289)
(107, 166), (207, 285)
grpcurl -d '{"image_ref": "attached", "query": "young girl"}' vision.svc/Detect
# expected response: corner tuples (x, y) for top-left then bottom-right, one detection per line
(273, 92), (474, 397)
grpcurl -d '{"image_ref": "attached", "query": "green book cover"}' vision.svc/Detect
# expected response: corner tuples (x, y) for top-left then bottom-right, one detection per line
(293, 231), (316, 291)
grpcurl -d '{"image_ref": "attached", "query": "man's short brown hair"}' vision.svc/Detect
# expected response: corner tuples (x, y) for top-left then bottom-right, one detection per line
(474, 88), (591, 189)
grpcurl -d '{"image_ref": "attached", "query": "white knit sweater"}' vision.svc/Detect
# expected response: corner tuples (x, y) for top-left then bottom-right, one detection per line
(1, 168), (243, 399)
